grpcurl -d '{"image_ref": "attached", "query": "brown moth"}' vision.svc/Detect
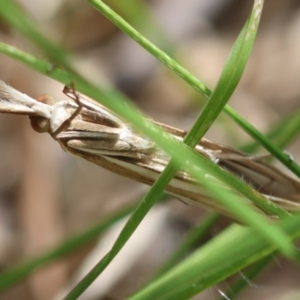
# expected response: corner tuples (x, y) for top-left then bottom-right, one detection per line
(0, 80), (300, 218)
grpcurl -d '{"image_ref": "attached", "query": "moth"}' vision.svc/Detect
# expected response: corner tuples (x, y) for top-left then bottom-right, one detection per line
(0, 80), (300, 218)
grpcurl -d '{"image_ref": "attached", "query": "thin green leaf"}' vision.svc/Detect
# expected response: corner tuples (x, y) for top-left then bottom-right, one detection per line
(0, 42), (287, 219)
(217, 255), (274, 300)
(130, 214), (300, 300)
(1, 0), (298, 181)
(0, 0), (295, 263)
(0, 203), (135, 291)
(241, 107), (300, 153)
(154, 213), (220, 279)
(87, 0), (300, 178)
(0, 1), (299, 298)
(0, 2), (81, 77)
(64, 2), (298, 298)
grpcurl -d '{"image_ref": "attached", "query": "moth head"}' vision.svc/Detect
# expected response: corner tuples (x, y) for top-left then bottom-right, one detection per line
(30, 94), (55, 133)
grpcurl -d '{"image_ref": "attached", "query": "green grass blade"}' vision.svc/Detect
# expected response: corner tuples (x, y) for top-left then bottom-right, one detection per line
(216, 255), (274, 300)
(64, 2), (298, 298)
(154, 213), (220, 279)
(0, 1), (299, 298)
(0, 0), (299, 179)
(0, 0), (81, 76)
(87, 0), (211, 95)
(108, 0), (173, 53)
(0, 1), (295, 259)
(241, 107), (300, 153)
(0, 42), (287, 218)
(0, 203), (135, 291)
(0, 0), (296, 219)
(87, 0), (300, 178)
(225, 106), (300, 176)
(130, 215), (300, 300)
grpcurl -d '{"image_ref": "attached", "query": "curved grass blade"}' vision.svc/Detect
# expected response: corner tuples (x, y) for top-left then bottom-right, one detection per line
(0, 1), (298, 298)
(216, 255), (274, 300)
(64, 2), (298, 298)
(153, 213), (220, 279)
(129, 215), (300, 300)
(241, 107), (300, 153)
(0, 0), (298, 178)
(0, 203), (136, 291)
(0, 44), (289, 218)
(87, 0), (300, 178)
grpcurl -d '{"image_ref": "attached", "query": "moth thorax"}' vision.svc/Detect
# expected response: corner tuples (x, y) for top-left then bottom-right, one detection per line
(29, 94), (55, 133)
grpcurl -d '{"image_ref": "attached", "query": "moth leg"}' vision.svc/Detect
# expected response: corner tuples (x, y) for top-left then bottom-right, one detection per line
(54, 83), (83, 135)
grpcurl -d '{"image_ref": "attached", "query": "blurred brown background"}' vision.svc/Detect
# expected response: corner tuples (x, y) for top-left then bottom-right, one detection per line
(0, 0), (300, 299)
